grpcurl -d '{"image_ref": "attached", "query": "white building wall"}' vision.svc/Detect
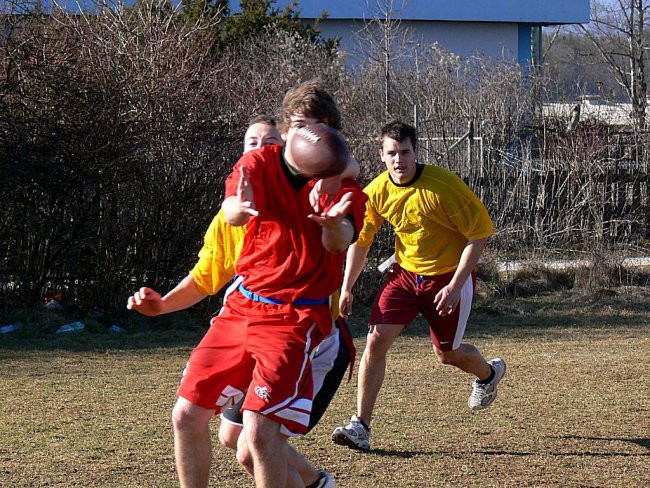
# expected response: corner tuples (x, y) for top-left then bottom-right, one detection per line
(319, 20), (520, 64)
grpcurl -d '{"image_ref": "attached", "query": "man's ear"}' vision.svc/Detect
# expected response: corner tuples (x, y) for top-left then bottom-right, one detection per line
(281, 133), (287, 142)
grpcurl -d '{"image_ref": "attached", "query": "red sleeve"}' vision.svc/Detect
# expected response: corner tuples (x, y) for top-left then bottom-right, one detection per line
(324, 178), (368, 237)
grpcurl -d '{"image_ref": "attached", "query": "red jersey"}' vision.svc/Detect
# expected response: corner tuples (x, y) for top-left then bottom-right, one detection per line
(225, 145), (367, 302)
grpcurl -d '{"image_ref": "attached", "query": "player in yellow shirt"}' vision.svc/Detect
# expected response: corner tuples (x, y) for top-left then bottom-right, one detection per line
(332, 121), (506, 451)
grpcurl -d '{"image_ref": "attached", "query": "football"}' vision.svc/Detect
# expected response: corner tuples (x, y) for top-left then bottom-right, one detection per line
(288, 124), (349, 178)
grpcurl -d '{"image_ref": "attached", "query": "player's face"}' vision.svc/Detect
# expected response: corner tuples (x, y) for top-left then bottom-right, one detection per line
(380, 136), (417, 184)
(243, 122), (283, 153)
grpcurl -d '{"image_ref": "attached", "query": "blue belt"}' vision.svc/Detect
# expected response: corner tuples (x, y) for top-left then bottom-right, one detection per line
(238, 284), (328, 306)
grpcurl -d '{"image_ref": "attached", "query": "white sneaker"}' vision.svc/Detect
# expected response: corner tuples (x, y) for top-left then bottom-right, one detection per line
(331, 415), (371, 451)
(468, 358), (506, 411)
(312, 470), (335, 488)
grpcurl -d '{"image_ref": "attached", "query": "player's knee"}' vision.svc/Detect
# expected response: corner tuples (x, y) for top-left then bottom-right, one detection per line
(434, 348), (456, 365)
(235, 442), (254, 471)
(243, 414), (279, 454)
(171, 399), (208, 434)
(218, 425), (241, 450)
(366, 326), (397, 354)
(171, 404), (191, 432)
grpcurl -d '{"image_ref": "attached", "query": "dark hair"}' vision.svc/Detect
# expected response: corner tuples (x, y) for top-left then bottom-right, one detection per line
(281, 79), (342, 131)
(381, 121), (417, 150)
(248, 114), (277, 127)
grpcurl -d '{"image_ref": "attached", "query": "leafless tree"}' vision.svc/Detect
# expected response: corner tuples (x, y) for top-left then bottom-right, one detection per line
(579, 0), (650, 129)
(351, 0), (416, 117)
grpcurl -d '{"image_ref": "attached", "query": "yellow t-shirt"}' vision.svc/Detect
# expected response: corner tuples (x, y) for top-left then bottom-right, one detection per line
(190, 210), (245, 295)
(189, 210), (341, 317)
(357, 164), (494, 276)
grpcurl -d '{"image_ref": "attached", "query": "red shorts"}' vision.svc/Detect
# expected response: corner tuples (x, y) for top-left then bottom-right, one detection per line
(369, 263), (475, 351)
(177, 291), (330, 436)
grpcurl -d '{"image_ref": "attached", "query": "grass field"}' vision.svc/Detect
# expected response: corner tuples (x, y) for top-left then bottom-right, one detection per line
(1, 288), (648, 487)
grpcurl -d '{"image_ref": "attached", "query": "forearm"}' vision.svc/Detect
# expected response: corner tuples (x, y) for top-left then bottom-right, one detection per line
(160, 274), (208, 314)
(342, 243), (371, 292)
(322, 217), (355, 253)
(448, 238), (488, 290)
(342, 155), (360, 179)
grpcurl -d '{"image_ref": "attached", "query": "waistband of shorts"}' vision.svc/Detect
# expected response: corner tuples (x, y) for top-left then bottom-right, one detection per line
(238, 284), (328, 306)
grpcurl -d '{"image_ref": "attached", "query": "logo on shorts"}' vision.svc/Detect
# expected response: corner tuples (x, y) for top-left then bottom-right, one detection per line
(255, 385), (271, 403)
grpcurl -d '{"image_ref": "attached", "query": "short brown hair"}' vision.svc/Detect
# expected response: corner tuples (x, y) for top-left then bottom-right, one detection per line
(248, 114), (277, 127)
(381, 121), (417, 150)
(280, 80), (342, 131)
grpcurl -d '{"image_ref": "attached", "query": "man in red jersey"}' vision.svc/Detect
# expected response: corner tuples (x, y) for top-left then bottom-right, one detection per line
(172, 80), (367, 488)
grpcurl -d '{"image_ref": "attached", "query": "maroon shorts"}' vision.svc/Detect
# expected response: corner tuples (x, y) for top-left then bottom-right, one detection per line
(369, 263), (475, 351)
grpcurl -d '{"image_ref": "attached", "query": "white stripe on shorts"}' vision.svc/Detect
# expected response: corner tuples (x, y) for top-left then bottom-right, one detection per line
(261, 323), (316, 424)
(452, 277), (474, 350)
(310, 326), (340, 395)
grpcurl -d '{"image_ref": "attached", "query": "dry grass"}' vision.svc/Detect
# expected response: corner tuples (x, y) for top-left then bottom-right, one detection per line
(1, 288), (648, 487)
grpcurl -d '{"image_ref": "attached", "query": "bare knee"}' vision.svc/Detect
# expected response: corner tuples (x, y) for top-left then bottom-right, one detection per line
(434, 347), (457, 366)
(365, 324), (403, 357)
(235, 439), (254, 472)
(242, 411), (283, 454)
(171, 398), (212, 434)
(218, 423), (242, 450)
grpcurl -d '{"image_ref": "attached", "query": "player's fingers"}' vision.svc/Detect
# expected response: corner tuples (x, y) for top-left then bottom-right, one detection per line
(126, 296), (135, 309)
(440, 301), (455, 316)
(139, 287), (153, 300)
(330, 200), (352, 217)
(245, 207), (259, 216)
(307, 214), (325, 225)
(346, 300), (354, 317)
(310, 181), (322, 213)
(339, 301), (349, 317)
(338, 192), (353, 204)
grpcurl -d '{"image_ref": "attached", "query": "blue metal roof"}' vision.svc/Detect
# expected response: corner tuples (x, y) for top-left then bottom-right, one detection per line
(230, 0), (590, 25)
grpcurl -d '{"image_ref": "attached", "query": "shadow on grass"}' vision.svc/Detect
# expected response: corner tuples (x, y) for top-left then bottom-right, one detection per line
(477, 449), (649, 457)
(369, 448), (437, 458)
(364, 440), (650, 458)
(554, 434), (650, 451)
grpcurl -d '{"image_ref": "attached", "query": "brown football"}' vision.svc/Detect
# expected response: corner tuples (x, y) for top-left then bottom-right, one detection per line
(288, 124), (349, 178)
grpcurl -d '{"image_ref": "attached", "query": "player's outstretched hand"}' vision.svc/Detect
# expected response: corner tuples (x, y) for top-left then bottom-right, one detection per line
(339, 289), (354, 318)
(126, 287), (164, 317)
(309, 177), (342, 213)
(307, 191), (353, 228)
(236, 166), (259, 218)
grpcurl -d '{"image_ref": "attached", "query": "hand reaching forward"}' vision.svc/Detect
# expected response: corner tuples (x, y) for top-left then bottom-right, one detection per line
(307, 191), (353, 228)
(309, 177), (342, 213)
(224, 166), (259, 226)
(308, 192), (354, 253)
(236, 166), (258, 218)
(126, 287), (164, 317)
